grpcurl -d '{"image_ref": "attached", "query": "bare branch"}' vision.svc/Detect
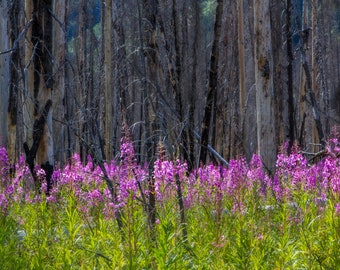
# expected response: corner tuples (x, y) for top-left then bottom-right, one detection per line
(0, 19), (34, 56)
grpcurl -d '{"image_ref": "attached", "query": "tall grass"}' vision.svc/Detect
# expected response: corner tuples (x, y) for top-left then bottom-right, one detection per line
(0, 139), (339, 269)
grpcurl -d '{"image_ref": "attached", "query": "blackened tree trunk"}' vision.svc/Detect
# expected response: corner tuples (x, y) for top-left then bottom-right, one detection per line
(286, 0), (295, 152)
(237, 0), (246, 154)
(139, 0), (159, 235)
(0, 0), (9, 148)
(23, 0), (54, 193)
(188, 0), (200, 168)
(199, 0), (223, 164)
(103, 0), (113, 160)
(53, 0), (67, 163)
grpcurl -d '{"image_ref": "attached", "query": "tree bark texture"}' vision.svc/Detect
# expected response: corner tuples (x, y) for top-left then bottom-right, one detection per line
(237, 0), (246, 154)
(1, 0), (340, 175)
(104, 0), (113, 160)
(200, 0), (223, 164)
(0, 0), (9, 147)
(23, 0), (55, 192)
(53, 0), (67, 163)
(254, 0), (276, 173)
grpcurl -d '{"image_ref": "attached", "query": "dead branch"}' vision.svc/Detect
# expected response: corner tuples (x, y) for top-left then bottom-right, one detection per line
(0, 19), (34, 56)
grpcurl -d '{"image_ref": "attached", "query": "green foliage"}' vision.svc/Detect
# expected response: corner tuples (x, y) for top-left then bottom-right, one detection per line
(0, 148), (340, 269)
(201, 0), (217, 18)
(1, 176), (339, 269)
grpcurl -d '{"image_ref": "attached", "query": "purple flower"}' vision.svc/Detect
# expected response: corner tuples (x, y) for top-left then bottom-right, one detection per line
(40, 182), (48, 194)
(120, 137), (136, 166)
(88, 189), (103, 206)
(0, 193), (8, 213)
(46, 195), (57, 203)
(0, 147), (9, 183)
(103, 202), (115, 219)
(247, 154), (267, 196)
(154, 159), (175, 200)
(272, 175), (283, 201)
(335, 203), (340, 216)
(5, 185), (14, 196)
(226, 158), (248, 195)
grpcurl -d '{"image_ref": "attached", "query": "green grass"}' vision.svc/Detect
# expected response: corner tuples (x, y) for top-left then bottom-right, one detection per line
(1, 186), (339, 269)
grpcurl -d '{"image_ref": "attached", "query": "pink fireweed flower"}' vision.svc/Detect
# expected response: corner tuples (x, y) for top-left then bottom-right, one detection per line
(120, 137), (136, 166)
(276, 144), (308, 187)
(103, 188), (112, 200)
(335, 203), (340, 216)
(326, 138), (340, 158)
(114, 136), (143, 206)
(35, 166), (46, 181)
(0, 193), (8, 213)
(154, 159), (175, 183)
(117, 162), (145, 206)
(71, 153), (82, 166)
(46, 195), (57, 203)
(226, 158), (248, 195)
(154, 159), (175, 200)
(184, 171), (199, 208)
(320, 157), (335, 192)
(5, 185), (14, 197)
(40, 182), (48, 194)
(247, 154), (267, 197)
(272, 175), (283, 201)
(52, 169), (61, 182)
(305, 165), (317, 191)
(103, 202), (116, 219)
(175, 159), (188, 180)
(85, 155), (94, 172)
(88, 189), (103, 207)
(32, 195), (42, 204)
(118, 172), (138, 202)
(319, 155), (340, 194)
(0, 147), (9, 184)
(0, 147), (8, 167)
(232, 201), (246, 214)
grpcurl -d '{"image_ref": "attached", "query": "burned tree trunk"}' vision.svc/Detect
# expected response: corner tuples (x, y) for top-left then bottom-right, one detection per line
(286, 0), (295, 152)
(200, 0), (223, 164)
(0, 0), (9, 148)
(254, 0), (276, 173)
(23, 0), (54, 193)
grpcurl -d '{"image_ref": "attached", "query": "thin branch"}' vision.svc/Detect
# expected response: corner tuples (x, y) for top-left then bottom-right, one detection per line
(193, 131), (229, 167)
(48, 8), (67, 33)
(0, 19), (34, 56)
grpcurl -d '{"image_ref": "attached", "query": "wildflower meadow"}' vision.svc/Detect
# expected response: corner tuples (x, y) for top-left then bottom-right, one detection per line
(0, 137), (340, 269)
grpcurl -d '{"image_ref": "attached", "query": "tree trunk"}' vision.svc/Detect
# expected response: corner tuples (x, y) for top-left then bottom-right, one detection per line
(237, 0), (246, 154)
(200, 0), (223, 164)
(103, 0), (113, 160)
(138, 0), (159, 235)
(286, 0), (295, 151)
(76, 0), (88, 161)
(23, 0), (35, 151)
(188, 0), (200, 168)
(7, 1), (24, 166)
(53, 0), (67, 163)
(254, 0), (276, 173)
(23, 0), (54, 193)
(0, 0), (9, 147)
(312, 0), (320, 150)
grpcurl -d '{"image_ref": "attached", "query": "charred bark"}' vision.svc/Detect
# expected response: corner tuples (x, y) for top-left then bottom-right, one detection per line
(23, 100), (53, 193)
(200, 0), (223, 164)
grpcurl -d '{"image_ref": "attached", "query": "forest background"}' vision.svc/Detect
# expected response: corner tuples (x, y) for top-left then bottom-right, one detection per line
(0, 0), (340, 177)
